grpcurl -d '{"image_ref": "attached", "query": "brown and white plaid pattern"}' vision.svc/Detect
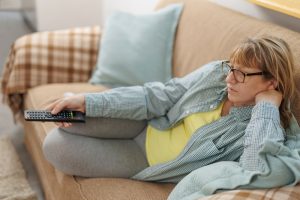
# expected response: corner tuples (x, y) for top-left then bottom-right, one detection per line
(201, 184), (300, 200)
(1, 26), (101, 116)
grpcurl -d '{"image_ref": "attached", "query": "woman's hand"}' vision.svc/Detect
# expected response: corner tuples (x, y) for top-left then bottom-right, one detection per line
(45, 93), (86, 128)
(255, 89), (283, 107)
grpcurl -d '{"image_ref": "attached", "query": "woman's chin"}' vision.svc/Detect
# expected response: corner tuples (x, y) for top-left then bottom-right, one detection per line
(227, 95), (236, 103)
(227, 96), (248, 107)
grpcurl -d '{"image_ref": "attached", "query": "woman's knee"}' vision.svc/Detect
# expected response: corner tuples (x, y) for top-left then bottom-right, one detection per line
(42, 128), (79, 175)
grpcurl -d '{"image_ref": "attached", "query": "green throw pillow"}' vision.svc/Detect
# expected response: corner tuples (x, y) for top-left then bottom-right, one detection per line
(89, 4), (183, 87)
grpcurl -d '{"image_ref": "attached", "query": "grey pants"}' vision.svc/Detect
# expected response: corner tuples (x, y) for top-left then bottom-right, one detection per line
(42, 117), (149, 178)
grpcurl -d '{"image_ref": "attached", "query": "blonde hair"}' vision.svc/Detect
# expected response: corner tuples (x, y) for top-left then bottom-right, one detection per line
(229, 35), (297, 129)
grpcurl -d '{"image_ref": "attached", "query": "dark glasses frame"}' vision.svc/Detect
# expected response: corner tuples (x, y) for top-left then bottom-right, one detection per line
(222, 60), (264, 83)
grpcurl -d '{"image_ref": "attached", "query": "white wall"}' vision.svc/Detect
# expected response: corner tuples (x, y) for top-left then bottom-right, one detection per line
(211, 0), (300, 33)
(100, 0), (159, 26)
(0, 0), (21, 10)
(23, 0), (300, 33)
(25, 0), (159, 31)
(35, 0), (102, 31)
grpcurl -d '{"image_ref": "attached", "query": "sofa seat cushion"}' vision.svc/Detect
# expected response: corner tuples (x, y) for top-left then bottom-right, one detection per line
(23, 83), (175, 200)
(25, 83), (108, 145)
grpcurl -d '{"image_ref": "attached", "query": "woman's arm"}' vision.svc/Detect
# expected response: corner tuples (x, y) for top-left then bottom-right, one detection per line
(45, 61), (222, 125)
(84, 61), (221, 120)
(84, 75), (194, 120)
(45, 80), (188, 127)
(239, 90), (285, 171)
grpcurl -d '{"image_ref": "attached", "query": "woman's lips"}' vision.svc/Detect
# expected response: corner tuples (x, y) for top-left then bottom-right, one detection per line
(227, 87), (237, 93)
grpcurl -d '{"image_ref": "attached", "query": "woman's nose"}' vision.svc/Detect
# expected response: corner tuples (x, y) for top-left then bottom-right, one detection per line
(225, 71), (237, 84)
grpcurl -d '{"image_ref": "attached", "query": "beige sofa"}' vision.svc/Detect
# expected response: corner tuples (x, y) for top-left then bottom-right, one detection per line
(2, 0), (300, 199)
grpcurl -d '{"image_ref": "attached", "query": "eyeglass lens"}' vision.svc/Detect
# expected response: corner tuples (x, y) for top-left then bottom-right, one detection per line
(223, 62), (244, 82)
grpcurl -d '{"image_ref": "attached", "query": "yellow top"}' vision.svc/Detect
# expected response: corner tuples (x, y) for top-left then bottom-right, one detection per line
(146, 101), (225, 166)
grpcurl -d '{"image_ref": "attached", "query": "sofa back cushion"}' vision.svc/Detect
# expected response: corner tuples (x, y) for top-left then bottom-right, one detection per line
(89, 4), (183, 87)
(156, 0), (300, 124)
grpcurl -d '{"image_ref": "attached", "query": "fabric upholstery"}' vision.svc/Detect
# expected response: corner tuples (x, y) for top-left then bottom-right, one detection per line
(199, 186), (300, 200)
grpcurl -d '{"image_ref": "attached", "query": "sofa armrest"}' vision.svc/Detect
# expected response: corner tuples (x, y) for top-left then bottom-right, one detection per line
(1, 26), (101, 117)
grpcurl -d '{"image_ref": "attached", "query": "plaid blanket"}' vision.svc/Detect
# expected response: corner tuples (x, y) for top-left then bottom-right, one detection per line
(200, 186), (300, 199)
(1, 26), (101, 117)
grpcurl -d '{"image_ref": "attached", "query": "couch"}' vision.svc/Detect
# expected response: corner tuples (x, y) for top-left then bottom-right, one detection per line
(2, 0), (300, 199)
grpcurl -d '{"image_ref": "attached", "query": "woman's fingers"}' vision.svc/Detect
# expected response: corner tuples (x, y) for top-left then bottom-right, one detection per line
(44, 97), (70, 114)
(255, 89), (283, 107)
(51, 99), (68, 114)
(42, 96), (76, 128)
(43, 94), (85, 129)
(54, 122), (72, 128)
(44, 98), (62, 111)
(43, 98), (60, 110)
(64, 122), (73, 127)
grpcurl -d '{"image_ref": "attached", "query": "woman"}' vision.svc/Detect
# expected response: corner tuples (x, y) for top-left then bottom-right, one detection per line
(43, 35), (298, 182)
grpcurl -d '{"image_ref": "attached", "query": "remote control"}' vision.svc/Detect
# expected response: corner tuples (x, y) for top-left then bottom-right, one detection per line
(24, 110), (85, 123)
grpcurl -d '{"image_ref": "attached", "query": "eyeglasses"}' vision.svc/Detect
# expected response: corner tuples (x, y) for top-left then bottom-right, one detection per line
(222, 60), (264, 83)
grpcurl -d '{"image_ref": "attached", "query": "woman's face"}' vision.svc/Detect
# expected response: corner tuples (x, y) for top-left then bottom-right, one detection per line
(225, 63), (273, 107)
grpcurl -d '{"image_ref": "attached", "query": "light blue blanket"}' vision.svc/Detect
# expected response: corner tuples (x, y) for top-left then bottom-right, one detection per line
(168, 117), (300, 200)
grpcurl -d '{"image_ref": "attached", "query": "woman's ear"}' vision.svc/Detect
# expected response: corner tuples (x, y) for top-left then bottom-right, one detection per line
(267, 79), (278, 90)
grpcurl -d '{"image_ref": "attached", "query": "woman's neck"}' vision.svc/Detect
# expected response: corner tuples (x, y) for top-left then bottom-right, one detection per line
(221, 99), (233, 116)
